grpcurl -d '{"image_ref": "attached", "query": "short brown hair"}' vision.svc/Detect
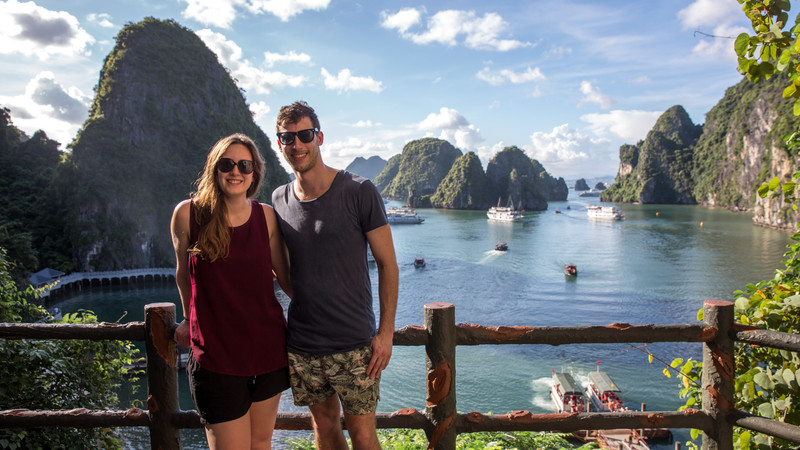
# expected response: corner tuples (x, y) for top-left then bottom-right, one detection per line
(276, 101), (320, 131)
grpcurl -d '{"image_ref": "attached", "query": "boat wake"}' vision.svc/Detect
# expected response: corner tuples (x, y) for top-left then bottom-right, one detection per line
(477, 250), (505, 264)
(529, 376), (555, 411)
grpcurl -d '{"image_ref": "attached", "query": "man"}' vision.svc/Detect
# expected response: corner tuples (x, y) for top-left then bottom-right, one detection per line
(271, 101), (399, 450)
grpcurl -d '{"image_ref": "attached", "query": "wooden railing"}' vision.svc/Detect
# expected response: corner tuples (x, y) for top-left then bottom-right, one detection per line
(1, 300), (800, 449)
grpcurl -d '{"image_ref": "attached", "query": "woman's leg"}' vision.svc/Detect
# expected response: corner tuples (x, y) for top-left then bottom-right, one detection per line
(249, 392), (282, 449)
(205, 412), (251, 450)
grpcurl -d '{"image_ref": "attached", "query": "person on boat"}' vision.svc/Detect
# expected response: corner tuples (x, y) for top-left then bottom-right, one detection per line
(171, 133), (292, 449)
(272, 101), (399, 449)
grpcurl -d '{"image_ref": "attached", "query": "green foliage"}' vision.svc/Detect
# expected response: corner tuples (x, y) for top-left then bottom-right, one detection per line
(382, 138), (462, 203)
(283, 429), (583, 450)
(430, 151), (491, 209)
(0, 247), (140, 449)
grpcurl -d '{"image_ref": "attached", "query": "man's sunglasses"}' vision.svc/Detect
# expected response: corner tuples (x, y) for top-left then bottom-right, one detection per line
(217, 158), (254, 174)
(277, 128), (318, 146)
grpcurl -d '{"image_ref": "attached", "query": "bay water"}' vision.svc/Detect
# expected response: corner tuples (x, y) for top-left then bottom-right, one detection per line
(49, 193), (793, 448)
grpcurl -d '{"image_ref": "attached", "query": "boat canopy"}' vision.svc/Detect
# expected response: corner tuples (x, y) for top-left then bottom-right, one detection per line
(588, 371), (621, 394)
(553, 373), (583, 396)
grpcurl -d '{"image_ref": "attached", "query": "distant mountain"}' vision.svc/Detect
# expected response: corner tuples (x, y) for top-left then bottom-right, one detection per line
(68, 18), (289, 270)
(602, 74), (800, 230)
(345, 155), (386, 179)
(373, 142), (566, 210)
(602, 105), (701, 204)
(430, 151), (490, 209)
(574, 179), (590, 191)
(380, 138), (462, 207)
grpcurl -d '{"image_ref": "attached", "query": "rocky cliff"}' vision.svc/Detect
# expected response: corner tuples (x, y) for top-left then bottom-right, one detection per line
(430, 151), (490, 209)
(485, 146), (567, 210)
(602, 105), (701, 204)
(603, 75), (800, 230)
(380, 138), (462, 206)
(345, 155), (386, 180)
(68, 18), (289, 270)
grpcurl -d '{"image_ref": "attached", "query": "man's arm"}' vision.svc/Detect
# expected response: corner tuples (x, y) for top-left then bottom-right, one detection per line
(365, 223), (398, 378)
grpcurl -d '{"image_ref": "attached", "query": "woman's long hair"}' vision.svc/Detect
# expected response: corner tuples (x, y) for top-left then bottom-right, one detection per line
(190, 133), (265, 262)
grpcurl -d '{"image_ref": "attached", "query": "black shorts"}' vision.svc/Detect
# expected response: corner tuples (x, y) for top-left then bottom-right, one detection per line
(187, 352), (290, 425)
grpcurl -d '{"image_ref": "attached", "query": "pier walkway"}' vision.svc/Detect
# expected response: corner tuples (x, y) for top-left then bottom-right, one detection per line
(34, 268), (174, 297)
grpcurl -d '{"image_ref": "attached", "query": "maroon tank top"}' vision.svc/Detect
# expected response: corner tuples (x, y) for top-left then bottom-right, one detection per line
(188, 200), (287, 376)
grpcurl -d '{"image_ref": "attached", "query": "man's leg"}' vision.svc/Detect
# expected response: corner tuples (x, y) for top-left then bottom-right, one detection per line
(343, 410), (380, 450)
(308, 394), (348, 450)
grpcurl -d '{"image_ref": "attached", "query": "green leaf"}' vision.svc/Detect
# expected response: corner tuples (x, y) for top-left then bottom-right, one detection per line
(758, 183), (770, 198)
(784, 83), (798, 99)
(783, 181), (797, 194)
(758, 401), (776, 418)
(735, 296), (751, 313)
(754, 371), (775, 390)
(794, 99), (800, 116)
(690, 428), (701, 440)
(735, 33), (751, 56)
(769, 176), (782, 191)
(739, 430), (752, 448)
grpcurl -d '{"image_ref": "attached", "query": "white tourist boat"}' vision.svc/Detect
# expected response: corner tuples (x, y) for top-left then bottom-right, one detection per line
(550, 372), (586, 413)
(386, 207), (425, 224)
(487, 197), (523, 222)
(585, 370), (626, 412)
(587, 205), (624, 220)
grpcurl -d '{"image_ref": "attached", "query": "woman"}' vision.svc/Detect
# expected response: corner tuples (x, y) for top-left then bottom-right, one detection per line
(171, 133), (291, 449)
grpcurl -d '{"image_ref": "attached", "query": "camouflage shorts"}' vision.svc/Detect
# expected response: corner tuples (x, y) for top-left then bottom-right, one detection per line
(288, 346), (380, 415)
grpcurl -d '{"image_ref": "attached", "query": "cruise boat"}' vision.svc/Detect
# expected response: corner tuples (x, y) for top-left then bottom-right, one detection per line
(578, 189), (602, 197)
(487, 197), (523, 222)
(585, 371), (626, 412)
(587, 205), (624, 220)
(550, 372), (586, 413)
(386, 207), (425, 224)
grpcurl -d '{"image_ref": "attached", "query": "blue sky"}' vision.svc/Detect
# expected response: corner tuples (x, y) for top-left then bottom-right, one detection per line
(0, 0), (751, 179)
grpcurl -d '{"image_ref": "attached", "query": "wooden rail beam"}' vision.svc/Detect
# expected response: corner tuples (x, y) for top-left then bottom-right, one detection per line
(455, 323), (713, 345)
(0, 408), (150, 427)
(0, 322), (145, 341)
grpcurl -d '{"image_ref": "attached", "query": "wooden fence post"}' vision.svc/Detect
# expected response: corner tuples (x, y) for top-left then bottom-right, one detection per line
(144, 302), (180, 449)
(702, 300), (735, 449)
(424, 302), (456, 450)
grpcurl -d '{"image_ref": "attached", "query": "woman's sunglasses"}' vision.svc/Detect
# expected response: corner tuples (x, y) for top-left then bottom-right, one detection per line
(217, 158), (254, 174)
(277, 128), (318, 146)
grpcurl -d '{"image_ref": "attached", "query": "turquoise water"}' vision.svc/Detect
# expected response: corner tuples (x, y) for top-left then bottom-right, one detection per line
(50, 193), (792, 448)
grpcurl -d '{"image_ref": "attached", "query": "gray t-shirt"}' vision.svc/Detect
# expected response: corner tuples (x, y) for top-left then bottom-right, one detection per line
(272, 170), (388, 355)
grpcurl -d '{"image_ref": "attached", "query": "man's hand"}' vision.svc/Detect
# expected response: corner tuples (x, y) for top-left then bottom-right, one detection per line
(367, 329), (393, 378)
(174, 319), (190, 348)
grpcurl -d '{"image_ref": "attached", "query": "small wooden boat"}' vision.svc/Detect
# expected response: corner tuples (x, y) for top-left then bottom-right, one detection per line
(414, 257), (425, 268)
(495, 241), (508, 251)
(564, 264), (578, 277)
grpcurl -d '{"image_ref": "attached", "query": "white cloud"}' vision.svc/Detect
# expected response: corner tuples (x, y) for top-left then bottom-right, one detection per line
(263, 50), (311, 67)
(579, 81), (614, 109)
(322, 136), (397, 169)
(381, 8), (531, 51)
(379, 8), (421, 34)
(181, 0), (330, 27)
(476, 66), (545, 86)
(689, 24), (748, 61)
(0, 71), (90, 145)
(581, 109), (663, 142)
(196, 29), (306, 94)
(678, 0), (748, 60)
(523, 124), (614, 178)
(677, 0), (741, 30)
(351, 120), (381, 128)
(0, 0), (95, 60)
(321, 68), (383, 93)
(249, 100), (270, 121)
(417, 107), (484, 150)
(86, 13), (114, 28)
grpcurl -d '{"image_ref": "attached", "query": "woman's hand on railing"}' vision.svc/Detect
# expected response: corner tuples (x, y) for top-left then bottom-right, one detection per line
(173, 319), (190, 348)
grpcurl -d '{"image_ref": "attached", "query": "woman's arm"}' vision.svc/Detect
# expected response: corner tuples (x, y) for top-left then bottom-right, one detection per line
(263, 204), (292, 299)
(170, 200), (192, 347)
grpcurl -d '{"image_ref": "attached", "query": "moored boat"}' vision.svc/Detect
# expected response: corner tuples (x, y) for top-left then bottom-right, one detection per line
(587, 205), (624, 220)
(586, 371), (625, 412)
(550, 372), (586, 413)
(387, 207), (425, 224)
(487, 196), (523, 222)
